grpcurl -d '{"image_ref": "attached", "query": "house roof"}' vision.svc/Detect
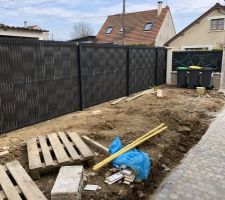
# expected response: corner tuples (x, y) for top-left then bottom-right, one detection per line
(165, 3), (225, 46)
(96, 7), (170, 45)
(69, 35), (96, 42)
(0, 23), (49, 32)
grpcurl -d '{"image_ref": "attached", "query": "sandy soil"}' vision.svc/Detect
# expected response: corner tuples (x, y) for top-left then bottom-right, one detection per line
(0, 85), (224, 200)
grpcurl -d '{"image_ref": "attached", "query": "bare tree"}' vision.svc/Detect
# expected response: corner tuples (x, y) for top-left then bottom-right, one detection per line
(71, 22), (94, 39)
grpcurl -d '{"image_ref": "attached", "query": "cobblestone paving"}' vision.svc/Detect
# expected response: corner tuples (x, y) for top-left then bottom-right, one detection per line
(150, 108), (225, 200)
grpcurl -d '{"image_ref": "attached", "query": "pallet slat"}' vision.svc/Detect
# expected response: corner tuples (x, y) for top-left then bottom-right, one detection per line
(58, 132), (81, 161)
(0, 186), (22, 200)
(0, 165), (22, 200)
(0, 192), (5, 200)
(27, 138), (42, 170)
(5, 160), (47, 200)
(68, 132), (94, 159)
(47, 133), (70, 164)
(38, 135), (54, 167)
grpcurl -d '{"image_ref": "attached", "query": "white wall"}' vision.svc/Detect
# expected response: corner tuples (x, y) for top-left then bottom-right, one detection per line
(220, 46), (225, 89)
(0, 28), (49, 40)
(155, 11), (176, 47)
(168, 10), (225, 50)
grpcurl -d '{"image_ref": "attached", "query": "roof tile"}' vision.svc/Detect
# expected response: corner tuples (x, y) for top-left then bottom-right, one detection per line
(97, 7), (169, 45)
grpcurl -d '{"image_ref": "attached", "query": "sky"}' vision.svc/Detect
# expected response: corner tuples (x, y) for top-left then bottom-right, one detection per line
(0, 0), (225, 41)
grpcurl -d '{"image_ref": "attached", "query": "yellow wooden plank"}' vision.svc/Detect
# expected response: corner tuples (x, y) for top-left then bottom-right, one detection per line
(93, 126), (167, 171)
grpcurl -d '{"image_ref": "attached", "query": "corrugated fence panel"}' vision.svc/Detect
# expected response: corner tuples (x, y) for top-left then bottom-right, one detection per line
(80, 44), (128, 108)
(0, 40), (80, 134)
(129, 47), (157, 94)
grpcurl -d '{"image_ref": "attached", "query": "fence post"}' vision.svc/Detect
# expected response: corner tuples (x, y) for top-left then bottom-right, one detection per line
(155, 47), (158, 85)
(77, 45), (84, 110)
(127, 47), (130, 96)
(220, 46), (225, 90)
(166, 47), (174, 85)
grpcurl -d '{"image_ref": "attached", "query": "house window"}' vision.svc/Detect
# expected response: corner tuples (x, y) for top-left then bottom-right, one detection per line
(211, 19), (224, 30)
(106, 26), (113, 34)
(185, 47), (209, 51)
(144, 22), (153, 31)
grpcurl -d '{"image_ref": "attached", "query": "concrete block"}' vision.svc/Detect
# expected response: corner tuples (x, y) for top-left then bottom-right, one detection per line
(171, 71), (177, 86)
(51, 166), (83, 200)
(212, 73), (221, 89)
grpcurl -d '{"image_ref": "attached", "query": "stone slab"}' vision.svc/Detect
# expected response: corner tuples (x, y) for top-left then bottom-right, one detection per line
(51, 166), (83, 200)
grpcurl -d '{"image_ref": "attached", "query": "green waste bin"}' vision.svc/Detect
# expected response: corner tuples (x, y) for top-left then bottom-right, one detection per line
(201, 67), (214, 89)
(176, 67), (189, 88)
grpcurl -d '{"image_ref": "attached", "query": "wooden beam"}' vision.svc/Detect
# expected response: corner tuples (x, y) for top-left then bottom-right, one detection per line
(111, 97), (126, 105)
(126, 89), (156, 102)
(82, 136), (109, 154)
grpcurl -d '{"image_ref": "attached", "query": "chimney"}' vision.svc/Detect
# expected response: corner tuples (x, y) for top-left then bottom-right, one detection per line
(157, 1), (163, 17)
(24, 21), (27, 28)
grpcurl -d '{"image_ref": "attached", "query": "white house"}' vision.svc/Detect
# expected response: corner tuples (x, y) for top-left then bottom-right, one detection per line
(0, 22), (49, 40)
(165, 3), (225, 89)
(165, 3), (225, 50)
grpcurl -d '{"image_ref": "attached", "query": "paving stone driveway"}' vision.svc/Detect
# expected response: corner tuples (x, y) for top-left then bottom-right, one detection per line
(150, 107), (225, 200)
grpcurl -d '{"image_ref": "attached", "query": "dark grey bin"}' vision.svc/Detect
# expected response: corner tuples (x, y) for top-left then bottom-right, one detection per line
(188, 69), (200, 89)
(201, 67), (214, 89)
(176, 67), (188, 88)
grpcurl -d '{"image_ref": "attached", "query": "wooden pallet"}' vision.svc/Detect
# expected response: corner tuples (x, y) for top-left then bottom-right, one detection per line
(27, 131), (94, 179)
(0, 160), (47, 200)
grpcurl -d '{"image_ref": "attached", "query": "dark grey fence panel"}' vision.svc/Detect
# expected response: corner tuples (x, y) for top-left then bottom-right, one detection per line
(0, 40), (167, 134)
(129, 47), (157, 94)
(80, 44), (128, 108)
(0, 40), (80, 134)
(172, 51), (223, 72)
(157, 47), (167, 85)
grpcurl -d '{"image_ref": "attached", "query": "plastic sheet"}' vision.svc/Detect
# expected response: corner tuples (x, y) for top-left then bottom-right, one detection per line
(109, 136), (151, 180)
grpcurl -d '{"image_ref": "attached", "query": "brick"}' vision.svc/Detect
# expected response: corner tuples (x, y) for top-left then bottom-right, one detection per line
(51, 166), (83, 200)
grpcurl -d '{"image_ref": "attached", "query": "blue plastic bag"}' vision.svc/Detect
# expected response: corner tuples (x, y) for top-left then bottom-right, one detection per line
(109, 136), (151, 180)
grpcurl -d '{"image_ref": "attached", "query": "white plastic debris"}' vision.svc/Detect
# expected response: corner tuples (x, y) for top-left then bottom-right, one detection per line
(84, 185), (101, 191)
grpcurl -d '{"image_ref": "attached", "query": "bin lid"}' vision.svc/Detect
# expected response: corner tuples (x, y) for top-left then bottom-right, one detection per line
(201, 67), (214, 71)
(176, 67), (189, 71)
(189, 66), (202, 70)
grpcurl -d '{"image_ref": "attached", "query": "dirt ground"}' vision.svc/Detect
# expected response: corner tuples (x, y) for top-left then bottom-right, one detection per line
(0, 85), (225, 200)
